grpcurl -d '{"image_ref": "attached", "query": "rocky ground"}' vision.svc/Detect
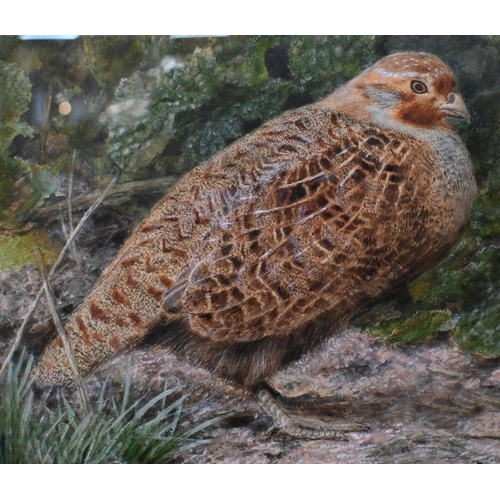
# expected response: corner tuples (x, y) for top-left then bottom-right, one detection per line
(119, 328), (500, 464)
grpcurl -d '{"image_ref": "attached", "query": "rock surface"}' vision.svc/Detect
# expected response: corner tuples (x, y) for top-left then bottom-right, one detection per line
(86, 328), (500, 463)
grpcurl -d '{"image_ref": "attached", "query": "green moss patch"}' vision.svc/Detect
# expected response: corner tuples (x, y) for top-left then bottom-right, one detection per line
(0, 230), (62, 271)
(357, 308), (452, 345)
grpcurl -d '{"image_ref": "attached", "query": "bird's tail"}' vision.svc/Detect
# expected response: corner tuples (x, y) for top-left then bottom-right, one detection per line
(32, 243), (175, 387)
(32, 282), (166, 388)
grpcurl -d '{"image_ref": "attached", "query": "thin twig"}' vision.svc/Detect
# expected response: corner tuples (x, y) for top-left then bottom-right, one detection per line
(67, 149), (76, 236)
(50, 172), (119, 278)
(0, 172), (120, 379)
(59, 204), (69, 240)
(34, 247), (90, 414)
(40, 81), (53, 163)
(66, 149), (78, 262)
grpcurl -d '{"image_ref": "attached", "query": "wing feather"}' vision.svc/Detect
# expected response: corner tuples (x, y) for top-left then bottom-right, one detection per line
(165, 107), (438, 343)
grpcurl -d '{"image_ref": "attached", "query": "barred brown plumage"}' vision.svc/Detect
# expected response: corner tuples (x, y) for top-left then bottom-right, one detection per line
(34, 52), (476, 401)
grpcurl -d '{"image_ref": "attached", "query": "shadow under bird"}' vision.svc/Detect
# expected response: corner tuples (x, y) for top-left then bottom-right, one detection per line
(33, 52), (476, 438)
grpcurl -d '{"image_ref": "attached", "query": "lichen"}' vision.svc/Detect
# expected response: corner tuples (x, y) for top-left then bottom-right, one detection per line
(0, 63), (33, 218)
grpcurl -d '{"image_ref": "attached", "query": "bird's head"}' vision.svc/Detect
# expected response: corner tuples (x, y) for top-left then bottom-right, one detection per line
(326, 52), (470, 132)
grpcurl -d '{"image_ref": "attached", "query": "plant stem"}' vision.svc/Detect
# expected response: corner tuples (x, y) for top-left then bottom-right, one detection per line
(34, 247), (90, 414)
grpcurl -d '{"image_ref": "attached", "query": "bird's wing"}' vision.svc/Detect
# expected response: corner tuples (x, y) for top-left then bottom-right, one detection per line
(164, 107), (436, 342)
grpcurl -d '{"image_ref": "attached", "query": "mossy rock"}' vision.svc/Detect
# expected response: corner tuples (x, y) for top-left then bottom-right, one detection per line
(103, 36), (379, 176)
(0, 63), (33, 217)
(0, 229), (62, 271)
(355, 306), (453, 345)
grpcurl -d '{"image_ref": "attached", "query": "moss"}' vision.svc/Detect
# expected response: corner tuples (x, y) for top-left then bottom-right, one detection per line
(388, 311), (453, 344)
(288, 35), (378, 100)
(104, 36), (378, 176)
(0, 36), (21, 61)
(82, 36), (153, 90)
(449, 244), (500, 357)
(103, 36), (282, 173)
(455, 299), (500, 358)
(354, 301), (453, 345)
(409, 279), (430, 301)
(0, 63), (33, 218)
(0, 230), (62, 271)
(359, 310), (452, 345)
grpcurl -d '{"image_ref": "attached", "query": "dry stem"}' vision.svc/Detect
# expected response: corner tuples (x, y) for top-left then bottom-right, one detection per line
(34, 247), (90, 413)
(66, 149), (78, 261)
(67, 149), (76, 236)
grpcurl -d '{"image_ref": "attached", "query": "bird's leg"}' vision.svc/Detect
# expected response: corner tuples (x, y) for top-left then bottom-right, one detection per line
(255, 382), (370, 440)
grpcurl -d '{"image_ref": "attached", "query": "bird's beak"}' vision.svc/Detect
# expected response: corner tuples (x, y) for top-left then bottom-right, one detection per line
(440, 92), (471, 121)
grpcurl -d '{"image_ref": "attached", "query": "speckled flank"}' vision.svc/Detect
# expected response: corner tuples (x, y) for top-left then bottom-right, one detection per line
(33, 52), (476, 389)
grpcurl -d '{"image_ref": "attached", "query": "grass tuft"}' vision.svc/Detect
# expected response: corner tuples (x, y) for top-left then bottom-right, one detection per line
(0, 351), (219, 463)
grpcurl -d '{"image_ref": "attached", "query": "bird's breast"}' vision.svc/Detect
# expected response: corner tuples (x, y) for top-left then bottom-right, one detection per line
(419, 128), (476, 235)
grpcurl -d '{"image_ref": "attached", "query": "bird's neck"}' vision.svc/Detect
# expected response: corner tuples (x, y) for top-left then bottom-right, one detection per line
(319, 82), (372, 122)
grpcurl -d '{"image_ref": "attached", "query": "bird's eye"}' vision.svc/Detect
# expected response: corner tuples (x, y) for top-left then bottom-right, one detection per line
(411, 80), (428, 94)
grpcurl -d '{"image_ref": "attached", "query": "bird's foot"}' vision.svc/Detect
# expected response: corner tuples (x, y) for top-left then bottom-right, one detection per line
(262, 382), (349, 411)
(256, 387), (369, 440)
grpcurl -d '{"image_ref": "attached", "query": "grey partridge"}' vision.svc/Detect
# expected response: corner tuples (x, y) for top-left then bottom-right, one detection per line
(34, 52), (476, 397)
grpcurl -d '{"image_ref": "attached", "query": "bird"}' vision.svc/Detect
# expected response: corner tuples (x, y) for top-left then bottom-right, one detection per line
(33, 52), (476, 433)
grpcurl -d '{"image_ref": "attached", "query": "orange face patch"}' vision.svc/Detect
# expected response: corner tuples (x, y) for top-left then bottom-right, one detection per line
(359, 53), (459, 129)
(394, 97), (449, 128)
